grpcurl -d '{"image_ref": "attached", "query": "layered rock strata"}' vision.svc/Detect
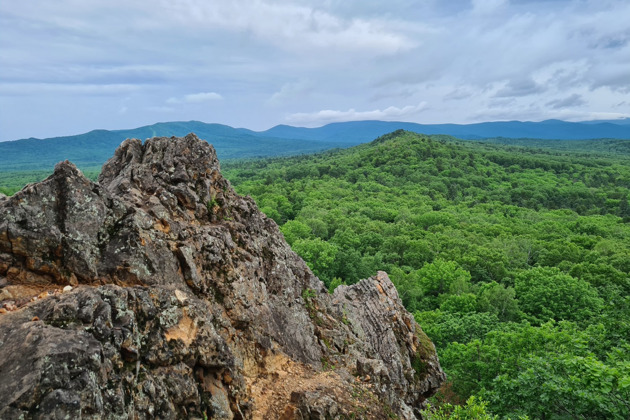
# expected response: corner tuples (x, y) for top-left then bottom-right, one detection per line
(0, 134), (445, 419)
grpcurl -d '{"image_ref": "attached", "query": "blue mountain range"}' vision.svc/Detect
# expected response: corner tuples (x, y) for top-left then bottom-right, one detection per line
(2, 118), (629, 173)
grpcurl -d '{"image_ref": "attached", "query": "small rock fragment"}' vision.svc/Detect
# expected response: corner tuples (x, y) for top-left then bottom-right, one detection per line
(63, 285), (73, 293)
(174, 289), (188, 306)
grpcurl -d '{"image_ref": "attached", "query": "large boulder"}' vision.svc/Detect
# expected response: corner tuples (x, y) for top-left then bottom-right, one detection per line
(0, 134), (445, 419)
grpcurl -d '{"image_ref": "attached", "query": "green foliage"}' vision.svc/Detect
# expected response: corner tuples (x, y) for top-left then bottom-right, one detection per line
(619, 194), (630, 221)
(439, 293), (478, 313)
(415, 211), (456, 231)
(476, 282), (521, 321)
(483, 347), (630, 419)
(292, 238), (339, 286)
(414, 310), (501, 349)
(328, 277), (344, 293)
(0, 166), (101, 196)
(437, 320), (602, 398)
(421, 396), (509, 420)
(417, 260), (472, 298)
(221, 130), (630, 419)
(206, 196), (219, 212)
(301, 288), (317, 301)
(389, 261), (472, 312)
(280, 220), (313, 245)
(0, 186), (18, 196)
(514, 266), (604, 324)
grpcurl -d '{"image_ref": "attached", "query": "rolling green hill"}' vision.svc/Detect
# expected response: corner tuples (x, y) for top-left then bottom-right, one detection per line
(0, 121), (342, 173)
(223, 130), (630, 419)
(2, 119), (630, 196)
(0, 121), (342, 195)
(4, 119), (630, 174)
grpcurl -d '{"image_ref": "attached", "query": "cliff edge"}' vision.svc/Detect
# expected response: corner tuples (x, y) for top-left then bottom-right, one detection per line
(0, 134), (444, 419)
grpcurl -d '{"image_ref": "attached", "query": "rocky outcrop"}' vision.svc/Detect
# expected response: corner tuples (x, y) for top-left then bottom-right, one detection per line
(0, 134), (445, 419)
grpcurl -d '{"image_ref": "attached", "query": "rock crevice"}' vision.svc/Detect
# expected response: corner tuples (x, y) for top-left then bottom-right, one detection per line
(0, 134), (445, 419)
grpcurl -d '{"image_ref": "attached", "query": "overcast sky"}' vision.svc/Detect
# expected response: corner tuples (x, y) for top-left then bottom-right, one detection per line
(1, 0), (629, 141)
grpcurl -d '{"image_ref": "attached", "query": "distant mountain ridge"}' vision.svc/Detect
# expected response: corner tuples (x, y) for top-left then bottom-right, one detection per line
(261, 119), (630, 142)
(2, 119), (630, 175)
(0, 121), (339, 173)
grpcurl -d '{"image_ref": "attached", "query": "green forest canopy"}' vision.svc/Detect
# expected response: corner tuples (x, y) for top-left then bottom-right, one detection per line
(223, 131), (630, 419)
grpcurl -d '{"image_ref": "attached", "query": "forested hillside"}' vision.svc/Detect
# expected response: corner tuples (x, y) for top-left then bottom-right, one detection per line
(3, 119), (630, 197)
(224, 131), (630, 419)
(0, 121), (340, 195)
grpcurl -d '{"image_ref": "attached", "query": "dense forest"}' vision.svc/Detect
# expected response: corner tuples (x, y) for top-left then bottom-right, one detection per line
(223, 131), (630, 419)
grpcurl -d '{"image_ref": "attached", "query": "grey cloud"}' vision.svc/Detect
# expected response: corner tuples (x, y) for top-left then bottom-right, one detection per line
(600, 36), (630, 49)
(487, 97), (518, 108)
(588, 29), (630, 50)
(445, 87), (476, 101)
(495, 78), (546, 97)
(586, 65), (630, 93)
(546, 93), (586, 109)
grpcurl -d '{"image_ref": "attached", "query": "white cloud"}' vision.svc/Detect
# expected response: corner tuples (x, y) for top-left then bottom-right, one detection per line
(156, 0), (415, 55)
(267, 80), (312, 105)
(166, 92), (223, 104)
(286, 103), (428, 125)
(183, 92), (223, 102)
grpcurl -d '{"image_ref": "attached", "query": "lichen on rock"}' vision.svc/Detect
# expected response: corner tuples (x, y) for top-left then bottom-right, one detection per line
(0, 133), (445, 419)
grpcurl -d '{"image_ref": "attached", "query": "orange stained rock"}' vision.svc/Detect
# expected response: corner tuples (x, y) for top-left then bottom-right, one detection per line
(164, 309), (199, 346)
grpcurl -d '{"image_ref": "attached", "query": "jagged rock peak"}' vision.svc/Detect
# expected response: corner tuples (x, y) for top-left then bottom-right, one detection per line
(99, 134), (222, 209)
(0, 134), (445, 419)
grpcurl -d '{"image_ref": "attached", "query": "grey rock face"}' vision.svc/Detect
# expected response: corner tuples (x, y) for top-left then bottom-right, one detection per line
(0, 134), (444, 419)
